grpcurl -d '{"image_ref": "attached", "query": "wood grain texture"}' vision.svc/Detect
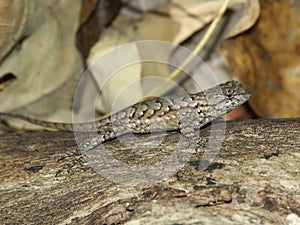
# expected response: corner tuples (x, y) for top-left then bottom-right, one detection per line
(0, 118), (299, 224)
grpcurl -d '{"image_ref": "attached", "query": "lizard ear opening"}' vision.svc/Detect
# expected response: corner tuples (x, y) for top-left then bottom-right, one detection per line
(0, 73), (17, 92)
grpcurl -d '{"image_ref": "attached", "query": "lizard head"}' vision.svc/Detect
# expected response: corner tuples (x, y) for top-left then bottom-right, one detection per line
(219, 80), (251, 109)
(203, 80), (251, 117)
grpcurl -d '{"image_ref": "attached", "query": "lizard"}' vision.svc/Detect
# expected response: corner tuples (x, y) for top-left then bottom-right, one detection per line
(0, 80), (251, 151)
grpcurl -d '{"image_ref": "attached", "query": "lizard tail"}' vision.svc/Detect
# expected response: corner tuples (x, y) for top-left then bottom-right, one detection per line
(0, 113), (95, 132)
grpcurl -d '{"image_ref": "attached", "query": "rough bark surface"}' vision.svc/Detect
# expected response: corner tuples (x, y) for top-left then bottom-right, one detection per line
(0, 118), (299, 224)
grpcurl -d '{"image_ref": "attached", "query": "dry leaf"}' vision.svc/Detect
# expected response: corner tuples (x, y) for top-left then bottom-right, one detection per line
(0, 0), (262, 128)
(0, 0), (27, 62)
(163, 0), (255, 43)
(84, 0), (260, 114)
(0, 0), (83, 124)
(126, 0), (168, 11)
(224, 0), (260, 38)
(84, 12), (180, 113)
(220, 0), (300, 117)
(87, 34), (143, 113)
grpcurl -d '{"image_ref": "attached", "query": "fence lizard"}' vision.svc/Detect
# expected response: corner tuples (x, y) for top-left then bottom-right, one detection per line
(0, 80), (251, 151)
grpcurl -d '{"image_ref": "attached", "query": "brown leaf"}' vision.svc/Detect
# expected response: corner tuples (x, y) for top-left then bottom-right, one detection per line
(220, 0), (300, 118)
(0, 0), (83, 127)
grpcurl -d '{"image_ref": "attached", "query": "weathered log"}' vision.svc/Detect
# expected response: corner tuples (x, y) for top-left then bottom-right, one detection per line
(0, 118), (299, 224)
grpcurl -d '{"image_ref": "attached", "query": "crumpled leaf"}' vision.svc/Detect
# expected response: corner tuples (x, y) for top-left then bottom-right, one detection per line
(220, 0), (300, 118)
(0, 0), (83, 116)
(164, 0), (258, 43)
(224, 0), (260, 38)
(85, 13), (180, 114)
(85, 0), (259, 114)
(87, 34), (143, 113)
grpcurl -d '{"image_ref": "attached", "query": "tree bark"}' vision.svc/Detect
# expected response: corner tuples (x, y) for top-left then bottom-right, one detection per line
(0, 118), (299, 224)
